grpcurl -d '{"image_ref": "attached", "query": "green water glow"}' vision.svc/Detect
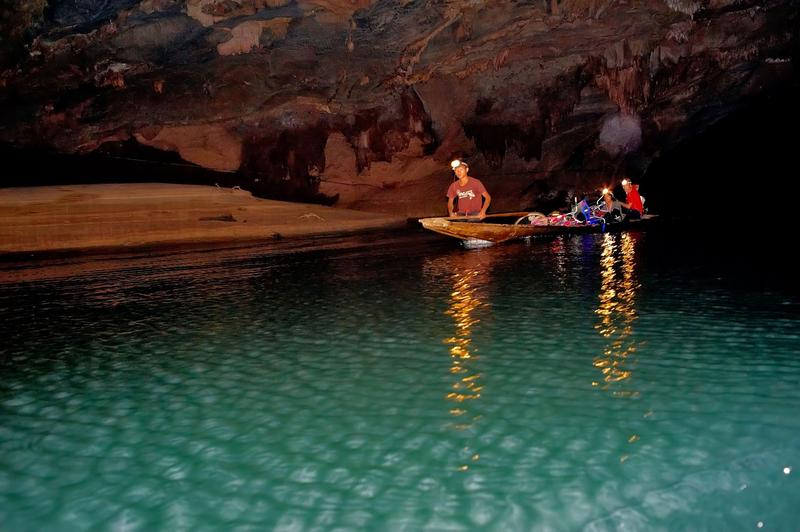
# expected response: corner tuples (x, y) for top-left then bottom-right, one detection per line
(1, 231), (798, 530)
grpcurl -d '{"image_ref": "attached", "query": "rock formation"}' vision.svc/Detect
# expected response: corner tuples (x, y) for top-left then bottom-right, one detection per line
(0, 0), (797, 215)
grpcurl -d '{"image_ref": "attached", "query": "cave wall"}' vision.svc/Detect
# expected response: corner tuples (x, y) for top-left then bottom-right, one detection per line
(0, 0), (797, 215)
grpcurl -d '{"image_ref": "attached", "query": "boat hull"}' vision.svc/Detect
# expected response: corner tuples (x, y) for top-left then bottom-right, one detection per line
(419, 212), (656, 244)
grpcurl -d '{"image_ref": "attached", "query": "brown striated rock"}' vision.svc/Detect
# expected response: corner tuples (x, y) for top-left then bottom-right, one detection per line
(134, 124), (243, 171)
(217, 18), (292, 55)
(186, 0), (291, 26)
(0, 0), (796, 216)
(298, 0), (375, 23)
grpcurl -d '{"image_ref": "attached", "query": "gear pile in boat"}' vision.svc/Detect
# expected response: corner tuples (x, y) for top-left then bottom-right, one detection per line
(526, 199), (639, 228)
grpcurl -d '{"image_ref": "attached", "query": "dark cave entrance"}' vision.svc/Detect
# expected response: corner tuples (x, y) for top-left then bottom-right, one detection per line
(641, 82), (800, 224)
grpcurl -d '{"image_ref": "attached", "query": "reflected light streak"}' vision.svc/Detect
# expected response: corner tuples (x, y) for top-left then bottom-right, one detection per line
(445, 268), (484, 405)
(593, 232), (640, 396)
(442, 257), (490, 470)
(593, 232), (643, 461)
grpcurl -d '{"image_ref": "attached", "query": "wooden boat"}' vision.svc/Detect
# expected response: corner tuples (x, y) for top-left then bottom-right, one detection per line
(419, 211), (657, 247)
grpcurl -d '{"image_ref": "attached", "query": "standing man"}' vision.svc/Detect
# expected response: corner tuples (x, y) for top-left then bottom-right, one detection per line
(620, 178), (643, 219)
(447, 159), (491, 219)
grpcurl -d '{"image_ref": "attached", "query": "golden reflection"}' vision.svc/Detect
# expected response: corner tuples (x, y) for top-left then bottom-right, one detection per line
(593, 232), (643, 460)
(593, 232), (641, 395)
(445, 265), (485, 409)
(424, 249), (494, 471)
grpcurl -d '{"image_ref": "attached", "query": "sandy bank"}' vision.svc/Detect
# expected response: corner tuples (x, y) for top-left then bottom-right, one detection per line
(0, 183), (409, 256)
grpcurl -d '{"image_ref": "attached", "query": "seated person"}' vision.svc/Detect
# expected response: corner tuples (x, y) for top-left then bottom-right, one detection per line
(620, 178), (643, 219)
(447, 159), (491, 219)
(598, 188), (624, 223)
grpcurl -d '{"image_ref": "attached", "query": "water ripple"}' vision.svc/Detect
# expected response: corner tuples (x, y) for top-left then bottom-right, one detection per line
(1, 232), (799, 529)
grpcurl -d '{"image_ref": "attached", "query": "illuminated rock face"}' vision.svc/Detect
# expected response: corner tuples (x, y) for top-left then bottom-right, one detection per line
(0, 0), (797, 214)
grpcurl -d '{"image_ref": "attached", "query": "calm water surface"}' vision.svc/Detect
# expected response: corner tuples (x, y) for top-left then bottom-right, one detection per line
(1, 228), (799, 530)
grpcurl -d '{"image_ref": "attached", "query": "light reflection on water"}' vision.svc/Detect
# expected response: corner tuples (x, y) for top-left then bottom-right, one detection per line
(593, 232), (644, 463)
(594, 232), (640, 393)
(436, 251), (493, 471)
(1, 231), (799, 530)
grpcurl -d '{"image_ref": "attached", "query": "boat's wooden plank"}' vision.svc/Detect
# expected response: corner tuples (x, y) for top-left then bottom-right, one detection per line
(419, 213), (658, 243)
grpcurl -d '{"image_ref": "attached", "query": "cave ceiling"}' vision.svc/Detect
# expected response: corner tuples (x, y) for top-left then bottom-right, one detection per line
(0, 0), (797, 212)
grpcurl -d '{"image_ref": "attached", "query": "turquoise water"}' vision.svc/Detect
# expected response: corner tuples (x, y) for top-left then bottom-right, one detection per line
(1, 229), (799, 530)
